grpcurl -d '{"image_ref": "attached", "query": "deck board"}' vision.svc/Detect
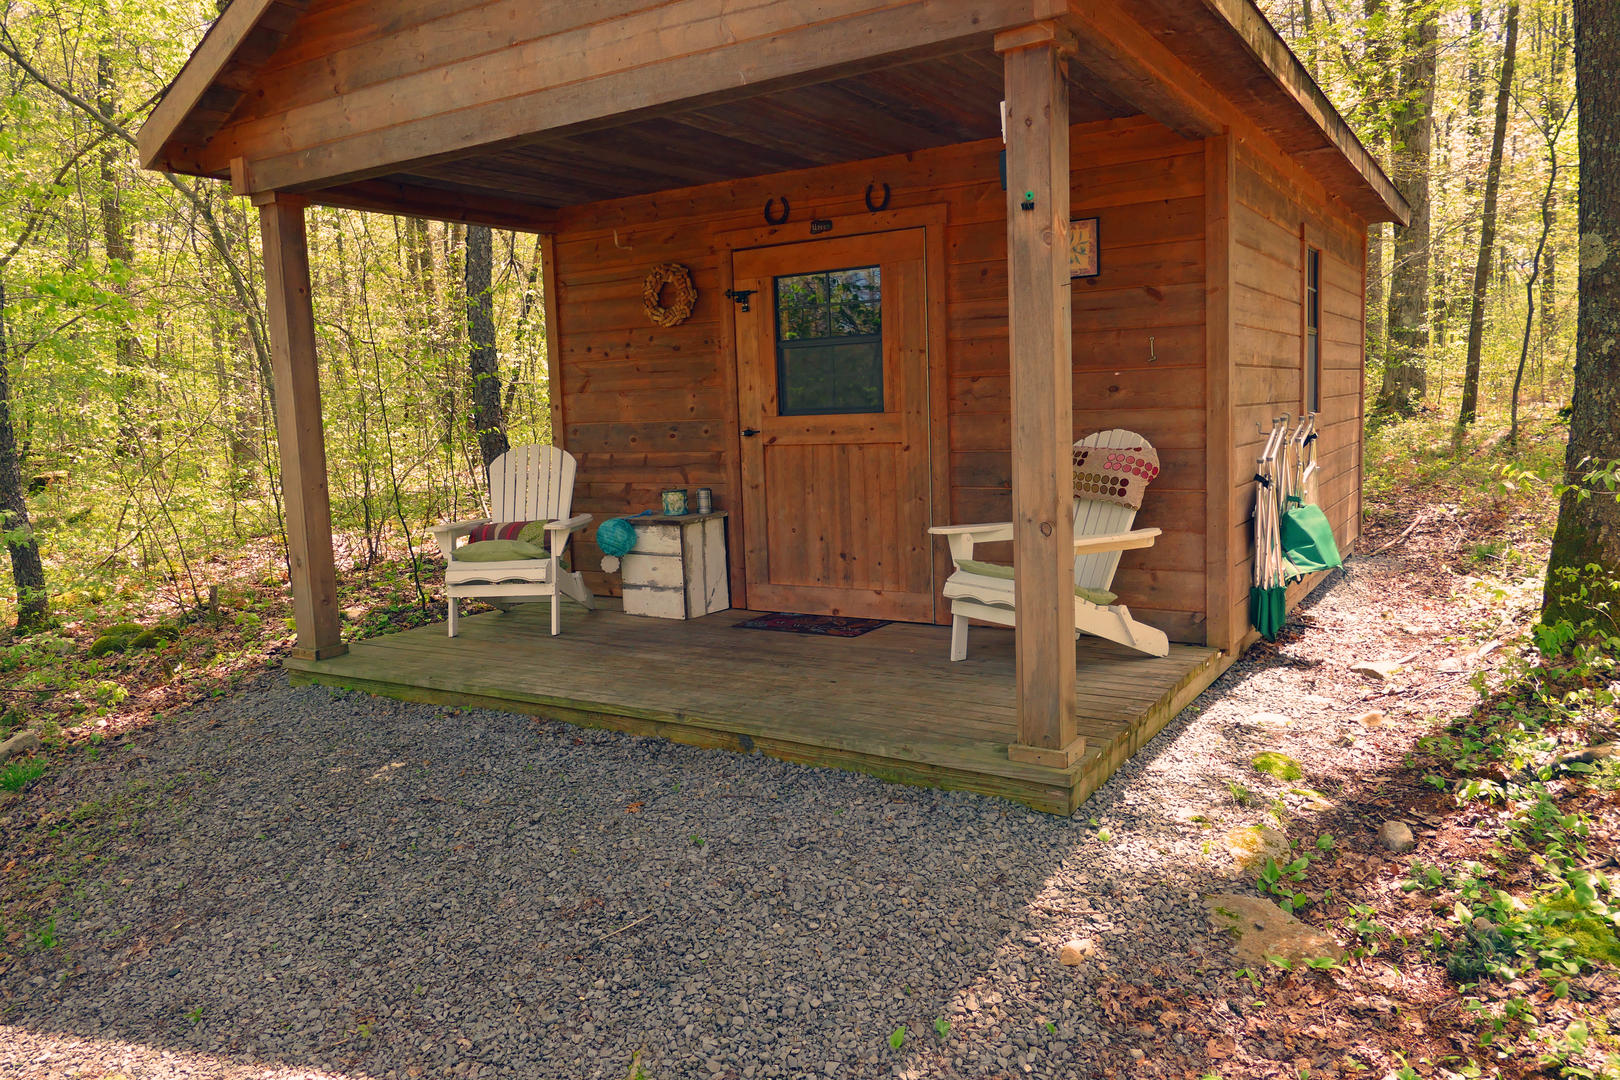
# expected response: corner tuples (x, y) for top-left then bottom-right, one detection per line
(285, 603), (1230, 814)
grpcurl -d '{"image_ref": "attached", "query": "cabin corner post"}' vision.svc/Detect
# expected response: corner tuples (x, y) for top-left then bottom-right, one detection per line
(256, 191), (346, 661)
(1203, 132), (1238, 654)
(998, 26), (1080, 767)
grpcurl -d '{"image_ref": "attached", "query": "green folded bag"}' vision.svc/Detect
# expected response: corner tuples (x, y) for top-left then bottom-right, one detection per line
(1279, 500), (1342, 581)
(453, 539), (548, 562)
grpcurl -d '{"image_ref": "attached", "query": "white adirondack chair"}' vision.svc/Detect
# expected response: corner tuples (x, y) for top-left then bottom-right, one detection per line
(928, 428), (1170, 661)
(430, 445), (595, 638)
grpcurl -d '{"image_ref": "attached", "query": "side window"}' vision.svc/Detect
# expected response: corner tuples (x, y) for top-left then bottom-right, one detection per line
(1304, 246), (1321, 413)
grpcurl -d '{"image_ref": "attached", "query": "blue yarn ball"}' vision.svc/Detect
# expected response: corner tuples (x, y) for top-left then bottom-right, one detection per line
(596, 517), (637, 559)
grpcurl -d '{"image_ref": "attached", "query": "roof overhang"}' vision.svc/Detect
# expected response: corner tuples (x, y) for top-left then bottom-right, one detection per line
(138, 0), (1408, 227)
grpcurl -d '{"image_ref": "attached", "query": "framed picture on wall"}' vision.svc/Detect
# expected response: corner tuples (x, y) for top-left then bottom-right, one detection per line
(1068, 216), (1100, 279)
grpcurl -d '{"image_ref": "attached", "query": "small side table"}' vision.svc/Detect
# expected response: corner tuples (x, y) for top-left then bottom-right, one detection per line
(621, 511), (730, 619)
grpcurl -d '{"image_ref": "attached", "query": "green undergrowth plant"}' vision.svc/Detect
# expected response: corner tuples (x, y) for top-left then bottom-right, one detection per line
(1256, 834), (1337, 914)
(1388, 614), (1620, 1069)
(0, 758), (47, 792)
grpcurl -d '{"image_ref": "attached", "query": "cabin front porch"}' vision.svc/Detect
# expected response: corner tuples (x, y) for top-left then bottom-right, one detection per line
(284, 603), (1226, 815)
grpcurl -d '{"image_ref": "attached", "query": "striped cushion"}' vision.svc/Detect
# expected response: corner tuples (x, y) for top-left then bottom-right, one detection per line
(465, 520), (549, 545)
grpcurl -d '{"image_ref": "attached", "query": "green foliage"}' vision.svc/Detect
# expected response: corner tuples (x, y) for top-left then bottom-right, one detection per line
(0, 757), (46, 791)
(1258, 853), (1315, 914)
(888, 1026), (906, 1050)
(1252, 752), (1304, 781)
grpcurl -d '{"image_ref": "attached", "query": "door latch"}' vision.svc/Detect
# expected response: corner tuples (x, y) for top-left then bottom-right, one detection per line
(741, 427), (761, 437)
(724, 288), (756, 312)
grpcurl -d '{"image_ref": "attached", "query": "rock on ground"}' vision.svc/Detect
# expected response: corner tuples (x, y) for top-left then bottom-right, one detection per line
(1378, 820), (1416, 853)
(1204, 893), (1345, 965)
(0, 730), (42, 763)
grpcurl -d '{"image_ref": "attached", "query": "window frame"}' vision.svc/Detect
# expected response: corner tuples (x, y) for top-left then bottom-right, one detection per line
(772, 264), (886, 417)
(1301, 232), (1322, 415)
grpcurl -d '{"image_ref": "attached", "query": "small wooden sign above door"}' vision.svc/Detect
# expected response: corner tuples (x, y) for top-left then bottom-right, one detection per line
(1069, 216), (1100, 279)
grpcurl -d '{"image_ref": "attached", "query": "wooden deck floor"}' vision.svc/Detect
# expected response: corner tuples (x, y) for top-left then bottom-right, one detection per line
(284, 604), (1230, 815)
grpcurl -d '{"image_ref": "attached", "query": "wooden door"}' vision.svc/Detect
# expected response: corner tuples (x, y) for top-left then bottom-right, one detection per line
(732, 230), (933, 622)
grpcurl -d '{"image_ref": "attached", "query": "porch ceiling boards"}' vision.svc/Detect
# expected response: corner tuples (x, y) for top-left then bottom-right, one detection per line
(307, 47), (1136, 217)
(284, 604), (1228, 815)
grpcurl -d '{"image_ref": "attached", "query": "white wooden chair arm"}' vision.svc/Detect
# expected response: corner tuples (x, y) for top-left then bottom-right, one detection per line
(928, 522), (1014, 539)
(929, 521), (1013, 563)
(545, 513), (592, 555)
(429, 517), (491, 556)
(544, 513), (593, 534)
(1073, 527), (1160, 555)
(434, 516), (491, 534)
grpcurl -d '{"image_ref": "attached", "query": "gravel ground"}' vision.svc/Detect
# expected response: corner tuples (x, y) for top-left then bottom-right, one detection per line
(0, 550), (1484, 1079)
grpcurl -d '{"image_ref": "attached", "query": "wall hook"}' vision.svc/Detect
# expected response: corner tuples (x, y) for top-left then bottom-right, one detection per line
(1147, 335), (1156, 363)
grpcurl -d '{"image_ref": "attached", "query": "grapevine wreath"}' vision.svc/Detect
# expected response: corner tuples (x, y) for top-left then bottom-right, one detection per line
(642, 262), (697, 327)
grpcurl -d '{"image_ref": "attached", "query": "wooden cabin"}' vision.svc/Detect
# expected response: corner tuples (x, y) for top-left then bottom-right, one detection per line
(139, 0), (1408, 813)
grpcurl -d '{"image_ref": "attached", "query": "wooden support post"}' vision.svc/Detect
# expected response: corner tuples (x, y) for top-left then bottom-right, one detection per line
(257, 191), (346, 660)
(998, 25), (1080, 769)
(538, 233), (565, 448)
(1203, 133), (1238, 654)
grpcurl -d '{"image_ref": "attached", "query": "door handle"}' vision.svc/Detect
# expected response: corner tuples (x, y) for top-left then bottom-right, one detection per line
(741, 427), (760, 437)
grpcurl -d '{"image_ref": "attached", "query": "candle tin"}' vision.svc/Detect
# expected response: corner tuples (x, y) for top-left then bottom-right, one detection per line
(694, 487), (713, 514)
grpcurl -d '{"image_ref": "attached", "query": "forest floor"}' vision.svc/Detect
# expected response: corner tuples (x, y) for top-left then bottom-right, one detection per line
(0, 413), (1616, 1079)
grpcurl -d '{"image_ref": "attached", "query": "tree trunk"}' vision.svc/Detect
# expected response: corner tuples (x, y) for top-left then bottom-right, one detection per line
(0, 277), (48, 632)
(1376, 2), (1438, 416)
(464, 225), (508, 470)
(1457, 0), (1520, 434)
(1363, 0), (1392, 354)
(1302, 0), (1316, 76)
(1544, 0), (1620, 630)
(1538, 6), (1568, 381)
(97, 54), (139, 452)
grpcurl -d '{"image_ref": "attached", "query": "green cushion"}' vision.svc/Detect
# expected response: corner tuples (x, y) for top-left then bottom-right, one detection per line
(957, 559), (1117, 606)
(454, 539), (548, 562)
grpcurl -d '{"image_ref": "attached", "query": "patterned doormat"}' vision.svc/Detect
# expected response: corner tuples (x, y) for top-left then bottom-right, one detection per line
(733, 612), (891, 637)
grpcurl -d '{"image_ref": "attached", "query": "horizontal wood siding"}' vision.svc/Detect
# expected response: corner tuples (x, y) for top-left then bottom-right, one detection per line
(552, 116), (1209, 639)
(1227, 140), (1366, 642)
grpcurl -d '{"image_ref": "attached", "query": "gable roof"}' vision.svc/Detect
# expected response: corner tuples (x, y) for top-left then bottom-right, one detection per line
(138, 0), (1407, 225)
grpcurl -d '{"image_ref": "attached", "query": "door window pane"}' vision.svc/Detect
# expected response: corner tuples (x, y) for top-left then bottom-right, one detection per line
(775, 266), (883, 415)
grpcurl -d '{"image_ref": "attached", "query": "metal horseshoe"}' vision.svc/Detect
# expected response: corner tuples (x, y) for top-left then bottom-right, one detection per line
(864, 182), (891, 212)
(764, 197), (790, 226)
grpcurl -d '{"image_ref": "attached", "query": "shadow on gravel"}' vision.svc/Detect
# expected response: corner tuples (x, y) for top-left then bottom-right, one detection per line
(4, 567), (1400, 1080)
(1, 661), (1252, 1080)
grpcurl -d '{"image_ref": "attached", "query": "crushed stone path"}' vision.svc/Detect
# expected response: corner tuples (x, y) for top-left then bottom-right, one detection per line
(0, 549), (1491, 1079)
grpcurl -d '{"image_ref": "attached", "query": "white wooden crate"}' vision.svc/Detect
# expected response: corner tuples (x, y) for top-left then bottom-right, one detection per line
(621, 512), (730, 619)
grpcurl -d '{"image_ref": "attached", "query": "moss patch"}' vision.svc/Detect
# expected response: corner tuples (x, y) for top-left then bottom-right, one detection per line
(1543, 896), (1620, 967)
(88, 621), (179, 657)
(1252, 752), (1304, 781)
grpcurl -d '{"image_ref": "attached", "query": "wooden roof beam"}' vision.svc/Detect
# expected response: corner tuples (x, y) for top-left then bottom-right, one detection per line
(1192, 0), (1408, 224)
(231, 156), (558, 230)
(302, 179), (559, 233)
(1059, 6), (1223, 141)
(139, 0), (307, 170)
(213, 0), (1069, 198)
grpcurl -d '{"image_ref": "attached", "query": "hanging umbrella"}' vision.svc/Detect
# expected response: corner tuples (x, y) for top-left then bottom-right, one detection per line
(1250, 418), (1290, 641)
